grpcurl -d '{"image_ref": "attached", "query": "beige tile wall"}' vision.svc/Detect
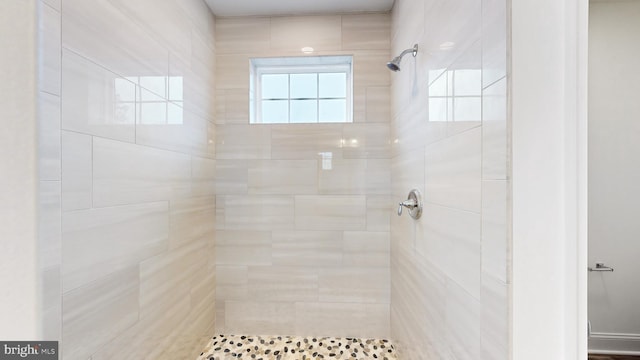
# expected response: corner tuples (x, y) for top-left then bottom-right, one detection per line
(37, 0), (62, 343)
(214, 14), (392, 338)
(51, 0), (217, 358)
(389, 0), (509, 359)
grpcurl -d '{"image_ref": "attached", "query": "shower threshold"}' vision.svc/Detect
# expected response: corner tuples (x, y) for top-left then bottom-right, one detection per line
(197, 334), (397, 360)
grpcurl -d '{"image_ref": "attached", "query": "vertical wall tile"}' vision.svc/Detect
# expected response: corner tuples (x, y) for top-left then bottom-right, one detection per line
(62, 50), (136, 143)
(39, 181), (62, 270)
(481, 180), (509, 283)
(215, 55), (250, 90)
(295, 195), (366, 231)
(62, 201), (169, 292)
(342, 14), (390, 50)
(61, 131), (92, 211)
(39, 92), (61, 181)
(106, 0), (192, 58)
(272, 231), (343, 267)
(216, 266), (249, 301)
(39, 2), (61, 95)
(420, 203), (481, 300)
(424, 127), (482, 213)
(248, 160), (318, 195)
(482, 0), (507, 88)
(216, 17), (271, 54)
(216, 124), (271, 159)
(216, 230), (272, 266)
(136, 107), (210, 157)
(366, 195), (391, 232)
(343, 231), (390, 267)
(248, 266), (318, 302)
(318, 159), (390, 195)
(39, 181), (62, 341)
(225, 301), (296, 335)
(42, 0), (60, 11)
(445, 281), (481, 360)
(446, 40), (482, 137)
(217, 88), (249, 124)
(62, 0), (169, 80)
(215, 13), (393, 340)
(390, 0), (509, 357)
(366, 87), (391, 123)
(342, 123), (392, 159)
(482, 77), (508, 180)
(215, 160), (248, 195)
(138, 240), (206, 321)
(224, 195), (295, 231)
(271, 125), (342, 160)
(92, 137), (192, 207)
(62, 267), (139, 360)
(191, 156), (216, 197)
(481, 273), (509, 360)
(270, 16), (342, 53)
(42, 266), (61, 341)
(169, 196), (215, 250)
(352, 52), (391, 88)
(170, 52), (215, 123)
(59, 0), (217, 358)
(391, 149), (425, 197)
(319, 267), (390, 304)
(295, 302), (390, 338)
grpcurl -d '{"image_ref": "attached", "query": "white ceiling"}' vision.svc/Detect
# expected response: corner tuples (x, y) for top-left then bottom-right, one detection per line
(204, 0), (395, 17)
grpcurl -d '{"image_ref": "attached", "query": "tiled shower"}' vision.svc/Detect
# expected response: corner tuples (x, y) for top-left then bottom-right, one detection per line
(35, 0), (509, 358)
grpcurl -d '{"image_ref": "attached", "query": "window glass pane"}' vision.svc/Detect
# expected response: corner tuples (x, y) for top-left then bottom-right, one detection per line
(319, 99), (346, 122)
(261, 74), (288, 99)
(290, 100), (318, 123)
(290, 73), (317, 99)
(319, 73), (346, 98)
(261, 100), (288, 123)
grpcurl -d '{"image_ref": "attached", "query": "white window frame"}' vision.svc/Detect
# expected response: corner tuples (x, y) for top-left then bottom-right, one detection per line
(250, 56), (353, 124)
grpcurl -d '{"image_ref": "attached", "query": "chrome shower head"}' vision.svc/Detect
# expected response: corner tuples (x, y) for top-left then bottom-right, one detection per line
(386, 57), (402, 71)
(386, 44), (418, 72)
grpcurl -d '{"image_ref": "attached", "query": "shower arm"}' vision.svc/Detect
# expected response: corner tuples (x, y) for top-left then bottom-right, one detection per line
(398, 45), (418, 59)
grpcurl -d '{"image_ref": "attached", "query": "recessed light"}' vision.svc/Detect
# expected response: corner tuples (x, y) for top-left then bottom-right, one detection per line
(301, 46), (314, 54)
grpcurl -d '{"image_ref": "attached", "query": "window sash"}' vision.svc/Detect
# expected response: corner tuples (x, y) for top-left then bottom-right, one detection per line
(251, 58), (353, 124)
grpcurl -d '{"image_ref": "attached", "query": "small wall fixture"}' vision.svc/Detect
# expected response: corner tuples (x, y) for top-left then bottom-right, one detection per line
(397, 189), (423, 219)
(386, 44), (418, 72)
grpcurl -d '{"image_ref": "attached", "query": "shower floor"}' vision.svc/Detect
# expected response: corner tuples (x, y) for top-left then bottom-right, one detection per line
(196, 334), (397, 360)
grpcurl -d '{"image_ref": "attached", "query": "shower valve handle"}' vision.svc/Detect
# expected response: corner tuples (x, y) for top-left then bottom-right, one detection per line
(397, 199), (417, 216)
(397, 189), (423, 219)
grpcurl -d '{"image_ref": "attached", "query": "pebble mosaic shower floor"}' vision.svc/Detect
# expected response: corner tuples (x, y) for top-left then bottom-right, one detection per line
(197, 335), (398, 360)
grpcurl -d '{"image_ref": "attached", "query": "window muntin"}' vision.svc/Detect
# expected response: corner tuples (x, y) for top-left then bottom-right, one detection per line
(250, 56), (353, 124)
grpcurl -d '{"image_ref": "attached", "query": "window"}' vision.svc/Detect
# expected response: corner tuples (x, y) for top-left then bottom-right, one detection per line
(250, 56), (353, 124)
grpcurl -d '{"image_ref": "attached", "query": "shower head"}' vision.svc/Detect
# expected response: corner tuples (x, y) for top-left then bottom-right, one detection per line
(386, 44), (418, 72)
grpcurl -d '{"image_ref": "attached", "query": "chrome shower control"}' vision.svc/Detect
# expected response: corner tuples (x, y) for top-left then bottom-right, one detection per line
(397, 189), (423, 219)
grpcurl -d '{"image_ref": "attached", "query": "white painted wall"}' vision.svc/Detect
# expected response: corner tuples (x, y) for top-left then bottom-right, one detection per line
(588, 0), (640, 354)
(0, 0), (41, 339)
(511, 0), (589, 358)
